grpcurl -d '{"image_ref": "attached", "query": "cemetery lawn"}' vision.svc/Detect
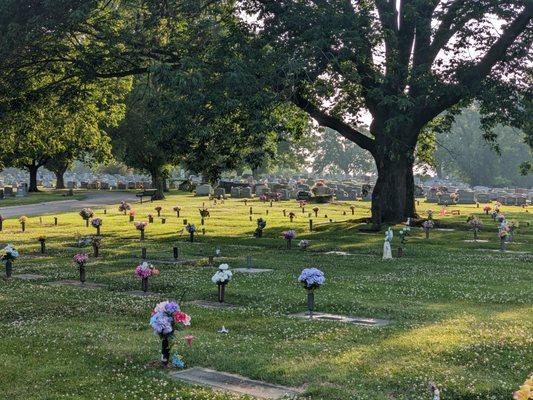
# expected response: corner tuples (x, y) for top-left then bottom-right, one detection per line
(0, 190), (86, 207)
(0, 193), (531, 400)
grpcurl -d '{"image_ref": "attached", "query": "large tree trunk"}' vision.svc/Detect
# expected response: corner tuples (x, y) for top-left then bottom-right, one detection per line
(54, 167), (67, 189)
(370, 149), (416, 229)
(151, 170), (165, 200)
(28, 164), (39, 192)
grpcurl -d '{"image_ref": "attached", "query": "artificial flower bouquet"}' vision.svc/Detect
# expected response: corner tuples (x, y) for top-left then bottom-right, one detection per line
(149, 301), (191, 366)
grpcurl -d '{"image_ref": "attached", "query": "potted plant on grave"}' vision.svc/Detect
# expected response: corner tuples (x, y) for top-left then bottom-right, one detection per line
(19, 215), (28, 232)
(483, 205), (492, 215)
(283, 230), (296, 249)
(149, 301), (191, 366)
(254, 218), (267, 238)
(91, 218), (102, 235)
(135, 221), (148, 241)
(467, 216), (483, 241)
(422, 220), (434, 239)
(312, 207), (320, 217)
(38, 236), (46, 254)
(155, 206), (163, 217)
(118, 201), (131, 215)
(73, 253), (89, 283)
(211, 263), (233, 303)
(2, 244), (19, 279)
(298, 239), (310, 250)
(397, 227), (410, 257)
(298, 268), (325, 318)
(185, 224), (196, 242)
(129, 210), (136, 222)
(173, 206), (181, 218)
(91, 236), (102, 258)
(135, 261), (159, 292)
(79, 208), (94, 227)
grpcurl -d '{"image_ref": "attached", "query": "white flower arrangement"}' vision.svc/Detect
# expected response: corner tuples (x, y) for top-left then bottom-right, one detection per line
(211, 263), (233, 284)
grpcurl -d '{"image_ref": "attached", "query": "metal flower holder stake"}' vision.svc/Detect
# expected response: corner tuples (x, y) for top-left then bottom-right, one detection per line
(307, 289), (315, 318)
(217, 283), (226, 303)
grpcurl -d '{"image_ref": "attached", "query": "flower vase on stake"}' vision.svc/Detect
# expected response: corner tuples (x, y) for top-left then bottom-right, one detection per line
(173, 206), (181, 218)
(73, 253), (89, 284)
(135, 262), (159, 292)
(283, 230), (296, 249)
(422, 220), (434, 239)
(0, 215), (4, 231)
(135, 221), (148, 241)
(298, 268), (325, 318)
(467, 217), (483, 242)
(19, 216), (27, 232)
(397, 227), (410, 257)
(211, 264), (232, 303)
(91, 236), (101, 258)
(38, 236), (46, 254)
(129, 210), (136, 222)
(186, 224), (196, 242)
(91, 218), (102, 235)
(254, 218), (266, 238)
(118, 201), (131, 215)
(2, 244), (19, 279)
(79, 208), (94, 227)
(155, 206), (162, 217)
(149, 301), (191, 366)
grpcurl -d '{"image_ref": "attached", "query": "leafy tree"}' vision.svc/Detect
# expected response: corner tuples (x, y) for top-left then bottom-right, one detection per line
(313, 128), (375, 177)
(1, 77), (130, 191)
(238, 0), (532, 226)
(434, 108), (533, 187)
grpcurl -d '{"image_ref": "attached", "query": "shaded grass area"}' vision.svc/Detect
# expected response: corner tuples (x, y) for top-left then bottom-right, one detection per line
(0, 194), (532, 399)
(0, 190), (86, 207)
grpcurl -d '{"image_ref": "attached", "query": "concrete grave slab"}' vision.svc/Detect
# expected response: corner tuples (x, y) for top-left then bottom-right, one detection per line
(290, 312), (391, 327)
(48, 280), (108, 289)
(126, 290), (157, 297)
(233, 268), (273, 273)
(187, 300), (240, 309)
(14, 274), (46, 280)
(170, 367), (303, 399)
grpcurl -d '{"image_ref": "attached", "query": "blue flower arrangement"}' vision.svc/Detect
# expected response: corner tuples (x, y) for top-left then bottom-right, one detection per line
(298, 268), (325, 290)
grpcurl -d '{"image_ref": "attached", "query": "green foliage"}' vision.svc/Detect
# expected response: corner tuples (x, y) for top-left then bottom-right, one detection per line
(313, 128), (375, 176)
(434, 108), (533, 187)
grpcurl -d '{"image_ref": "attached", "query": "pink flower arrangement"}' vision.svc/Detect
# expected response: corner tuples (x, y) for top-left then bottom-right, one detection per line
(135, 262), (159, 278)
(134, 221), (148, 231)
(73, 253), (89, 266)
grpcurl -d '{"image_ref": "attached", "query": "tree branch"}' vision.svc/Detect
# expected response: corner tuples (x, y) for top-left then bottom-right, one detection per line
(292, 92), (375, 153)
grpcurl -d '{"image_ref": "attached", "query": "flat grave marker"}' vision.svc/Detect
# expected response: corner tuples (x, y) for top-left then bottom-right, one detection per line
(289, 312), (391, 327)
(48, 280), (108, 289)
(170, 367), (303, 399)
(14, 274), (46, 281)
(186, 300), (241, 309)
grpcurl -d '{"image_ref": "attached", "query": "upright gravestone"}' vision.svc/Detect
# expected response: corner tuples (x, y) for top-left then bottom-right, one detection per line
(457, 190), (476, 204)
(240, 187), (252, 198)
(214, 188), (226, 198)
(475, 193), (490, 203)
(196, 184), (214, 196)
(230, 187), (241, 198)
(3, 186), (14, 197)
(255, 185), (269, 196)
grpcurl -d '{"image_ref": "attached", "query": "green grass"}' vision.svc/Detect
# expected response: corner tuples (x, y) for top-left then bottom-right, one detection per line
(0, 190), (86, 207)
(0, 193), (531, 399)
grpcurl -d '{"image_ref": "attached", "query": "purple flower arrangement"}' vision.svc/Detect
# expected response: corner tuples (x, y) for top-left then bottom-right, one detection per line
(135, 262), (159, 278)
(149, 301), (191, 365)
(91, 218), (102, 228)
(283, 230), (296, 249)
